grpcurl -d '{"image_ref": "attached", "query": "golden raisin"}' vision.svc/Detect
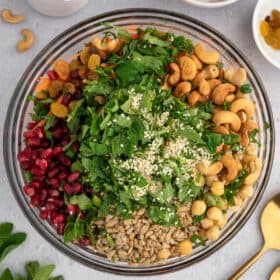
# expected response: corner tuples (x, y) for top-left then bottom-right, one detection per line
(88, 54), (101, 71)
(94, 95), (106, 105)
(48, 80), (63, 98)
(80, 46), (90, 65)
(35, 91), (48, 100)
(54, 59), (70, 80)
(63, 82), (76, 95)
(50, 102), (68, 118)
(69, 59), (81, 71)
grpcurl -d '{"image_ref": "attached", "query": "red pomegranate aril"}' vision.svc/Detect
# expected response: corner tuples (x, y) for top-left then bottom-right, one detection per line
(21, 162), (30, 170)
(28, 138), (41, 147)
(78, 236), (90, 246)
(29, 181), (40, 189)
(23, 185), (36, 197)
(47, 70), (58, 80)
(51, 213), (66, 224)
(53, 199), (64, 207)
(45, 201), (56, 211)
(32, 175), (45, 182)
(63, 183), (72, 195)
(52, 127), (63, 139)
(72, 182), (82, 194)
(48, 168), (59, 178)
(57, 153), (71, 166)
(39, 189), (48, 202)
(67, 204), (80, 215)
(58, 171), (68, 181)
(61, 93), (72, 106)
(23, 130), (35, 139)
(18, 148), (31, 163)
(33, 127), (45, 139)
(35, 159), (48, 170)
(47, 178), (60, 189)
(62, 127), (68, 134)
(30, 196), (40, 207)
(71, 142), (79, 153)
(53, 146), (62, 155)
(27, 122), (36, 129)
(41, 140), (50, 148)
(31, 167), (46, 176)
(68, 172), (80, 183)
(39, 209), (50, 219)
(48, 189), (60, 198)
(56, 223), (65, 235)
(42, 148), (53, 159)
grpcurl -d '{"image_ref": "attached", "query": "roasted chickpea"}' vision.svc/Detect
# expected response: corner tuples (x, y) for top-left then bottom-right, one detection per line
(191, 200), (207, 216)
(210, 181), (225, 196)
(205, 226), (220, 241)
(207, 207), (223, 222)
(178, 239), (193, 255)
(158, 249), (171, 260)
(201, 218), (214, 229)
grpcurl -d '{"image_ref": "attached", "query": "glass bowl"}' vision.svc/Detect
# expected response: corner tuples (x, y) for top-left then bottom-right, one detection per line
(3, 8), (275, 275)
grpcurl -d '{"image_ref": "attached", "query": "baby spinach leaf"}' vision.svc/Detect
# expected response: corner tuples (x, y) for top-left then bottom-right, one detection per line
(69, 195), (92, 210)
(143, 33), (170, 47)
(177, 127), (204, 144)
(147, 206), (181, 227)
(0, 223), (13, 246)
(33, 264), (55, 280)
(25, 261), (40, 279)
(172, 35), (193, 53)
(178, 181), (201, 203)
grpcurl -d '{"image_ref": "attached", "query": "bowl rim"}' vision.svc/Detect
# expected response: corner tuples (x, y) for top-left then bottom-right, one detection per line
(183, 0), (240, 8)
(252, 0), (280, 69)
(3, 8), (275, 275)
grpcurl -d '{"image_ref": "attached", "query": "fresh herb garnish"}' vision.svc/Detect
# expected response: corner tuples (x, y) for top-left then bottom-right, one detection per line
(239, 84), (252, 93)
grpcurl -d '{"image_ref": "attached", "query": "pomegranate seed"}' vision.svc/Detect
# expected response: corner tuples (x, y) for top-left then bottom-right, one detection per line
(33, 127), (45, 139)
(61, 93), (72, 106)
(30, 196), (40, 207)
(45, 202), (56, 211)
(68, 172), (80, 183)
(57, 153), (71, 166)
(71, 142), (80, 153)
(72, 182), (82, 194)
(51, 213), (66, 224)
(42, 148), (53, 159)
(28, 138), (40, 147)
(67, 204), (80, 215)
(58, 171), (68, 180)
(23, 130), (35, 139)
(21, 162), (30, 170)
(78, 236), (90, 246)
(36, 159), (48, 170)
(48, 168), (59, 178)
(48, 189), (60, 198)
(18, 148), (31, 163)
(47, 178), (60, 189)
(32, 175), (45, 182)
(53, 199), (64, 207)
(52, 128), (63, 139)
(39, 189), (48, 202)
(23, 185), (36, 197)
(56, 223), (65, 235)
(63, 183), (72, 195)
(41, 140), (50, 148)
(31, 167), (46, 176)
(27, 122), (36, 129)
(40, 209), (51, 219)
(53, 146), (62, 155)
(30, 181), (40, 189)
(62, 127), (68, 134)
(47, 70), (58, 80)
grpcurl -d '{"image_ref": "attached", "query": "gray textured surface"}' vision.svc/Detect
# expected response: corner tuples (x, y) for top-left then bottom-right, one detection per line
(0, 0), (279, 279)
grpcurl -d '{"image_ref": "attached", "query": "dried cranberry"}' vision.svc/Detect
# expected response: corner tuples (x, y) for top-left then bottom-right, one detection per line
(58, 171), (68, 181)
(30, 196), (40, 207)
(47, 178), (60, 189)
(61, 93), (72, 106)
(47, 70), (58, 80)
(45, 201), (56, 211)
(53, 146), (62, 155)
(78, 236), (90, 246)
(31, 167), (46, 176)
(39, 189), (48, 202)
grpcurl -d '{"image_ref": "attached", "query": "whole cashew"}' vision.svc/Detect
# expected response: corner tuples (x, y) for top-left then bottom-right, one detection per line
(187, 90), (207, 106)
(198, 78), (210, 96)
(92, 37), (118, 52)
(178, 56), (197, 81)
(224, 67), (247, 86)
(239, 120), (258, 146)
(161, 75), (170, 90)
(224, 94), (235, 103)
(244, 158), (262, 186)
(1, 9), (24, 24)
(212, 111), (241, 132)
(243, 120), (258, 131)
(17, 29), (35, 52)
(212, 83), (236, 105)
(203, 65), (220, 79)
(208, 79), (222, 92)
(242, 154), (257, 164)
(212, 125), (229, 134)
(173, 81), (192, 98)
(230, 98), (255, 118)
(194, 43), (220, 65)
(190, 55), (202, 70)
(197, 161), (223, 176)
(168, 63), (181, 86)
(221, 154), (238, 184)
(239, 185), (253, 200)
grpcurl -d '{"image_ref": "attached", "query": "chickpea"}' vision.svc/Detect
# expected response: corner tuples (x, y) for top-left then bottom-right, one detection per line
(210, 181), (225, 196)
(178, 239), (193, 255)
(205, 226), (220, 241)
(215, 215), (228, 228)
(200, 218), (214, 229)
(158, 249), (171, 260)
(207, 207), (223, 221)
(239, 185), (253, 200)
(191, 200), (207, 216)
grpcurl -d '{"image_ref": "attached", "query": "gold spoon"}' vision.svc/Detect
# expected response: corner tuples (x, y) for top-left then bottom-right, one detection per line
(229, 193), (280, 280)
(270, 266), (280, 280)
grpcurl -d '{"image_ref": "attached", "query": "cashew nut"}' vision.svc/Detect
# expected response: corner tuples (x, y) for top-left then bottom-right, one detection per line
(212, 125), (229, 134)
(173, 81), (191, 98)
(212, 83), (236, 105)
(230, 98), (255, 118)
(190, 55), (202, 70)
(1, 9), (24, 24)
(243, 120), (258, 131)
(178, 56), (197, 81)
(203, 65), (220, 79)
(17, 29), (35, 52)
(161, 75), (170, 90)
(197, 161), (223, 176)
(92, 37), (118, 52)
(198, 78), (210, 96)
(208, 79), (222, 92)
(239, 185), (254, 200)
(187, 90), (207, 106)
(224, 67), (247, 86)
(244, 158), (262, 186)
(194, 43), (220, 65)
(239, 127), (250, 147)
(168, 63), (180, 86)
(212, 111), (241, 132)
(224, 94), (235, 103)
(221, 154), (238, 184)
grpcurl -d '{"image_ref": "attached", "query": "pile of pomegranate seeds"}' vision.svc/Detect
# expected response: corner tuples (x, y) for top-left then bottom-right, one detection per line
(18, 122), (83, 236)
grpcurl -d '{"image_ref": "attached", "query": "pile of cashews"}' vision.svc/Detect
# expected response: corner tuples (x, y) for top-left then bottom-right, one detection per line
(163, 42), (262, 240)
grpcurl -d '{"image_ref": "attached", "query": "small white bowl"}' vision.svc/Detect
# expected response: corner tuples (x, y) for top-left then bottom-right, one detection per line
(182, 0), (240, 8)
(27, 0), (88, 17)
(252, 0), (280, 69)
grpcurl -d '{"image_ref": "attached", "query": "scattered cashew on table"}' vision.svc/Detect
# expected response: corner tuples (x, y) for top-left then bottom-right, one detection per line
(1, 8), (35, 52)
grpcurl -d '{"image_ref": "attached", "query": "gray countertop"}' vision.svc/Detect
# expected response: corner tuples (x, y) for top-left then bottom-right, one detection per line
(0, 0), (279, 279)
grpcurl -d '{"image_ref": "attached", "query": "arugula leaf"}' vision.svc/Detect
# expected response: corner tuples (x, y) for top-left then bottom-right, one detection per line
(248, 129), (260, 145)
(111, 134), (133, 157)
(143, 33), (170, 47)
(147, 206), (181, 227)
(172, 35), (193, 53)
(177, 127), (204, 144)
(25, 261), (40, 279)
(178, 181), (201, 203)
(83, 80), (113, 98)
(192, 214), (205, 225)
(69, 195), (92, 210)
(0, 268), (13, 280)
(33, 264), (55, 280)
(190, 234), (206, 246)
(0, 223), (13, 246)
(239, 84), (252, 93)
(155, 184), (174, 204)
(103, 22), (131, 41)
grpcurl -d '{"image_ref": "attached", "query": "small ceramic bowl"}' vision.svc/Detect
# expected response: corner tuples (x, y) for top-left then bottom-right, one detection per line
(27, 0), (88, 17)
(182, 0), (240, 8)
(252, 0), (280, 69)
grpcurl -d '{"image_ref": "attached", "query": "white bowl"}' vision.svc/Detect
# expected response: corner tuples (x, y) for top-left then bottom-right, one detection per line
(182, 0), (240, 8)
(27, 0), (88, 17)
(252, 0), (280, 69)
